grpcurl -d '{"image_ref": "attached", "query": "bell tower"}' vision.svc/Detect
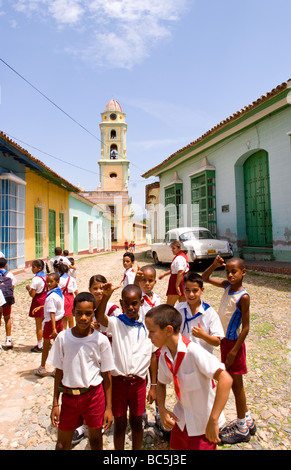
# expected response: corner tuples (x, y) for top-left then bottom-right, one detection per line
(98, 99), (129, 192)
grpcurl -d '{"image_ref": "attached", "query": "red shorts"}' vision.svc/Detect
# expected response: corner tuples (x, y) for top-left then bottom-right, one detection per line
(166, 274), (185, 297)
(170, 424), (216, 451)
(59, 384), (105, 431)
(112, 376), (146, 417)
(43, 318), (63, 339)
(1, 305), (12, 317)
(220, 338), (247, 375)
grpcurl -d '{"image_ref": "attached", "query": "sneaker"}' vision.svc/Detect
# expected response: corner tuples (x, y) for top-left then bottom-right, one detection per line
(3, 339), (13, 350)
(72, 425), (88, 445)
(34, 366), (48, 377)
(219, 423), (251, 445)
(31, 345), (43, 353)
(248, 419), (257, 436)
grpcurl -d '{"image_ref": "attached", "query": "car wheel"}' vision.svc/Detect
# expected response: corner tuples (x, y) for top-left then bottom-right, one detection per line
(153, 252), (160, 265)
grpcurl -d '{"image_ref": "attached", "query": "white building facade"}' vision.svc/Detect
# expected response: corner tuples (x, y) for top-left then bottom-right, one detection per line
(143, 80), (291, 262)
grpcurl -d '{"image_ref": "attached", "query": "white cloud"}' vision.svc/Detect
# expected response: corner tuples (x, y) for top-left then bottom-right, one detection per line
(9, 0), (191, 68)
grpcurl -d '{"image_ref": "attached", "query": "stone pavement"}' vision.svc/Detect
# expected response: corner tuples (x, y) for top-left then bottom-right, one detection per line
(0, 249), (290, 450)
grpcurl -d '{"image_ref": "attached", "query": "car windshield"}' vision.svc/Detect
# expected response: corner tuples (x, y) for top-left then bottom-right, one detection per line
(179, 230), (215, 241)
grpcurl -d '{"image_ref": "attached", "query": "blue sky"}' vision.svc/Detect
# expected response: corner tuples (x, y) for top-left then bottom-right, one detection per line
(1, 0), (291, 220)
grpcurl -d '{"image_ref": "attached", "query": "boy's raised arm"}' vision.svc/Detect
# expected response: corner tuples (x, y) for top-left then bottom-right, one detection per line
(95, 283), (119, 327)
(202, 255), (228, 288)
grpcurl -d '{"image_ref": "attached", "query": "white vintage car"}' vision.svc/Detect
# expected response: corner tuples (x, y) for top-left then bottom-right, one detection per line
(151, 227), (233, 265)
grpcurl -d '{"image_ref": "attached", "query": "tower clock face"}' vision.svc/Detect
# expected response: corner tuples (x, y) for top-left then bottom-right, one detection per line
(110, 113), (117, 121)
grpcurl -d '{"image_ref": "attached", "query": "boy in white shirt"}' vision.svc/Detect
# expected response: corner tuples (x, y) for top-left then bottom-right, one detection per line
(121, 252), (136, 287)
(134, 265), (162, 321)
(96, 283), (157, 450)
(33, 272), (64, 377)
(176, 272), (224, 355)
(47, 292), (114, 450)
(49, 247), (71, 272)
(145, 304), (232, 450)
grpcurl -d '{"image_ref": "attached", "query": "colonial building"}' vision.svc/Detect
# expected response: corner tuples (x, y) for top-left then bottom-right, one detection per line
(0, 131), (111, 270)
(81, 99), (134, 249)
(143, 80), (291, 262)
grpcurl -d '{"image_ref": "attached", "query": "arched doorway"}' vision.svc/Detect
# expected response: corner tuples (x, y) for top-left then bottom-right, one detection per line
(243, 150), (273, 248)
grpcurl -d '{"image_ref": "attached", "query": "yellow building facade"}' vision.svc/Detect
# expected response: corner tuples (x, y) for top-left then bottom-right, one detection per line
(25, 168), (72, 265)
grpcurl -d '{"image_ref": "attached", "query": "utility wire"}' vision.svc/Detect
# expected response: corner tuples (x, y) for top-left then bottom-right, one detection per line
(0, 57), (149, 176)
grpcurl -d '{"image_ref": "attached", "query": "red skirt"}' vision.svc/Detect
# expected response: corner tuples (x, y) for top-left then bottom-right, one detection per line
(64, 292), (74, 317)
(166, 274), (185, 297)
(29, 291), (46, 318)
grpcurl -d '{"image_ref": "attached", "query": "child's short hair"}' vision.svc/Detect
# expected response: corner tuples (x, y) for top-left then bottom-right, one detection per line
(54, 247), (62, 256)
(146, 304), (182, 333)
(63, 249), (69, 257)
(121, 284), (142, 299)
(73, 292), (96, 309)
(32, 259), (45, 270)
(89, 274), (107, 288)
(68, 257), (75, 265)
(47, 272), (60, 282)
(183, 271), (203, 288)
(0, 258), (7, 268)
(141, 265), (156, 278)
(123, 251), (135, 262)
(226, 257), (246, 270)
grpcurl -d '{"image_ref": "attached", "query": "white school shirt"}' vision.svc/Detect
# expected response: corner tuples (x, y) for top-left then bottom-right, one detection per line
(0, 289), (6, 306)
(122, 267), (135, 287)
(30, 275), (46, 294)
(43, 290), (64, 323)
(170, 255), (189, 275)
(47, 329), (115, 388)
(59, 275), (78, 294)
(4, 271), (17, 287)
(104, 315), (156, 379)
(139, 291), (162, 322)
(176, 301), (224, 354)
(158, 334), (226, 436)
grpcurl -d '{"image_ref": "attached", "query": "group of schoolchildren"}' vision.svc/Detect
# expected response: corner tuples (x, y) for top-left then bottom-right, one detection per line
(0, 243), (256, 451)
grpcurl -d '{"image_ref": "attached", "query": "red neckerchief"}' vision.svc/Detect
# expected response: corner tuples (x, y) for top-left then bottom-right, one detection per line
(164, 335), (191, 402)
(143, 293), (156, 308)
(121, 268), (134, 283)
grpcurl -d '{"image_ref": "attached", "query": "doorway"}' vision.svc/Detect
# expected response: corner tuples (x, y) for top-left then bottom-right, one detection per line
(244, 151), (273, 247)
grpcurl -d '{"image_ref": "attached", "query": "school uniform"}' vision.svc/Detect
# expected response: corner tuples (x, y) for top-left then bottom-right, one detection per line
(47, 328), (114, 431)
(167, 252), (189, 296)
(122, 267), (135, 287)
(104, 314), (156, 417)
(158, 334), (226, 450)
(176, 301), (224, 354)
(218, 283), (249, 375)
(139, 290), (162, 321)
(42, 287), (64, 339)
(28, 271), (47, 318)
(59, 274), (77, 318)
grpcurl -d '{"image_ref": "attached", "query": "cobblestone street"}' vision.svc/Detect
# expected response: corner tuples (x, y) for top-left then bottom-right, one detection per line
(0, 248), (290, 450)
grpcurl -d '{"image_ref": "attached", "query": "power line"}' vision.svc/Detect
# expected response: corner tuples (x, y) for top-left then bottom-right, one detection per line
(0, 57), (149, 176)
(0, 57), (103, 144)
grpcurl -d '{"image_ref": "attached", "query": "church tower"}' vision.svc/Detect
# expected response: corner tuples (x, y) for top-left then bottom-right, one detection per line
(81, 99), (133, 249)
(98, 99), (129, 192)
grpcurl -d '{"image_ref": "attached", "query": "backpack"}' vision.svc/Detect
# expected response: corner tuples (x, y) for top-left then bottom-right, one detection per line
(0, 272), (15, 306)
